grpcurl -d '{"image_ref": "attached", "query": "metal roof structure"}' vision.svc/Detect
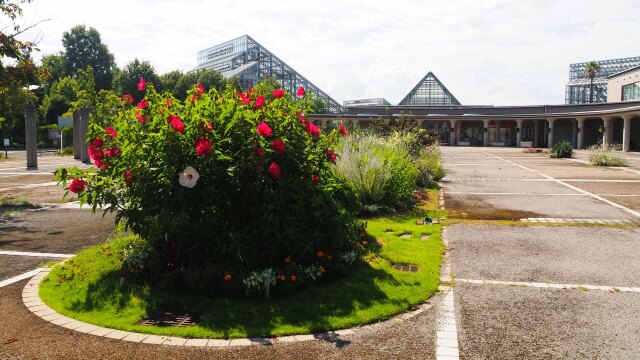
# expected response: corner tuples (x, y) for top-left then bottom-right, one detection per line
(565, 56), (640, 104)
(196, 35), (343, 113)
(398, 72), (461, 106)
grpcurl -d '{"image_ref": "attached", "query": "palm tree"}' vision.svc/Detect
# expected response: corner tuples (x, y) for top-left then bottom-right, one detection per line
(584, 61), (602, 103)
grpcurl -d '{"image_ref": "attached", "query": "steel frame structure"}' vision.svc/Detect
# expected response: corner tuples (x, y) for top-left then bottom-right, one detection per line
(398, 72), (461, 106)
(565, 56), (640, 104)
(197, 35), (343, 113)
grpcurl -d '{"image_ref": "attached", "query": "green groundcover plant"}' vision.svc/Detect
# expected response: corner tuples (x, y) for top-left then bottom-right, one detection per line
(550, 140), (573, 158)
(56, 80), (364, 296)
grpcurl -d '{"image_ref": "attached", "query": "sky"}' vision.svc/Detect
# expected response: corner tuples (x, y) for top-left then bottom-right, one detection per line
(17, 0), (640, 106)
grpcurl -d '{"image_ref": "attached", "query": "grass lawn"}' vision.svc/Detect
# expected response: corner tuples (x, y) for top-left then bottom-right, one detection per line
(40, 189), (444, 339)
(0, 198), (37, 217)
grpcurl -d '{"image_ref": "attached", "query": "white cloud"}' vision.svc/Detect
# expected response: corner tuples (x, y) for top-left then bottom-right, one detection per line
(18, 0), (640, 105)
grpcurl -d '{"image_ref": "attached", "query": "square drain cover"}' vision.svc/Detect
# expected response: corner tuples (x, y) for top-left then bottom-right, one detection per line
(139, 311), (201, 327)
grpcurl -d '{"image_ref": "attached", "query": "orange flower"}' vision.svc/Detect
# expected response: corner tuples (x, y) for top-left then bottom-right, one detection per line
(290, 275), (297, 282)
(279, 274), (286, 281)
(224, 274), (232, 281)
(284, 257), (291, 263)
(362, 241), (368, 245)
(316, 251), (325, 258)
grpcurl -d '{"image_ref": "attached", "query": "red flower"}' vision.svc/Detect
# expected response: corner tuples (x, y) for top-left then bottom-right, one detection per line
(239, 92), (251, 105)
(271, 139), (285, 154)
(339, 123), (349, 136)
(284, 257), (291, 263)
(189, 94), (198, 102)
(68, 178), (85, 193)
(297, 86), (305, 97)
(89, 148), (104, 161)
(92, 137), (103, 148)
(269, 162), (281, 179)
(257, 122), (273, 138)
(165, 98), (173, 107)
(327, 149), (337, 163)
(137, 77), (146, 91)
(104, 127), (117, 138)
(255, 96), (265, 108)
(94, 159), (108, 171)
(199, 121), (213, 133)
(254, 145), (265, 157)
(279, 274), (286, 281)
(273, 88), (285, 99)
(316, 250), (325, 258)
(195, 136), (212, 156)
(168, 115), (185, 133)
(290, 275), (297, 282)
(312, 175), (319, 187)
(224, 274), (232, 281)
(296, 113), (306, 124)
(196, 83), (204, 94)
(105, 147), (120, 157)
(136, 99), (148, 109)
(124, 170), (135, 186)
(305, 122), (320, 137)
(122, 94), (133, 104)
(135, 110), (146, 123)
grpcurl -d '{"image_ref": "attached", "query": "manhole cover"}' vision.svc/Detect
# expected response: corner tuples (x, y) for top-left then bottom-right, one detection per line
(391, 264), (419, 273)
(139, 311), (201, 327)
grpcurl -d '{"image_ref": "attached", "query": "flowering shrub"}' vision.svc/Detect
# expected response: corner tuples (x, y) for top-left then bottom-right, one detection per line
(56, 82), (362, 296)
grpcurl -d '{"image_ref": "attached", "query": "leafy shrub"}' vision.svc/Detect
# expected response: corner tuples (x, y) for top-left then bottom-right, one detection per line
(550, 140), (573, 158)
(334, 134), (418, 213)
(587, 144), (628, 166)
(56, 81), (362, 297)
(414, 144), (445, 186)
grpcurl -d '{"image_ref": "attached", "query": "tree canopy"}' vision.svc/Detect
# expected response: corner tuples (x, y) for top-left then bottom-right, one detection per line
(62, 25), (115, 91)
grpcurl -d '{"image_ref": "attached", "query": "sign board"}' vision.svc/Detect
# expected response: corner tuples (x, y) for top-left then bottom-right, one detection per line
(57, 116), (73, 128)
(48, 129), (60, 140)
(3, 138), (9, 146)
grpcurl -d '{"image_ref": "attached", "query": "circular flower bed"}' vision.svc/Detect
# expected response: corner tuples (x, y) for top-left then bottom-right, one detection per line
(56, 80), (362, 297)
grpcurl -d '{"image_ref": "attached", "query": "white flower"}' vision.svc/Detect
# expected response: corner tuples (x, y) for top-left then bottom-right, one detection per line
(178, 166), (199, 188)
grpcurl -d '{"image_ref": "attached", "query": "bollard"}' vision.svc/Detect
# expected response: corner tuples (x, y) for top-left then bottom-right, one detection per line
(25, 105), (37, 169)
(73, 111), (81, 159)
(80, 108), (90, 164)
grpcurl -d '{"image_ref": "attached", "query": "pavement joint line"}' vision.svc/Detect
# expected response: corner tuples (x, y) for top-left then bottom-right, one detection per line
(456, 279), (640, 293)
(0, 181), (58, 192)
(481, 151), (640, 218)
(0, 250), (75, 258)
(447, 192), (588, 196)
(0, 162), (87, 172)
(0, 268), (43, 288)
(516, 217), (640, 224)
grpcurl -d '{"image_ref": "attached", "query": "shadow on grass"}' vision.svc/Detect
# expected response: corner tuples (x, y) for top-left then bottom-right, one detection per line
(71, 259), (412, 339)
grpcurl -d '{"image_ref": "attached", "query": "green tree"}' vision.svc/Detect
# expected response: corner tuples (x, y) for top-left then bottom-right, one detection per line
(0, 87), (37, 145)
(62, 25), (115, 91)
(112, 59), (159, 102)
(173, 69), (225, 98)
(39, 52), (66, 91)
(158, 69), (183, 94)
(584, 60), (602, 103)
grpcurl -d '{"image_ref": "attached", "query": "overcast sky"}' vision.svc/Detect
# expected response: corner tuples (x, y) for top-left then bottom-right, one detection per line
(18, 0), (640, 106)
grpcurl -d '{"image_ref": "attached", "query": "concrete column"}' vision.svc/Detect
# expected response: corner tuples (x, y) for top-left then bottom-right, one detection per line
(449, 120), (457, 146)
(609, 119), (616, 145)
(622, 115), (632, 152)
(73, 111), (81, 159)
(516, 119), (524, 148)
(577, 118), (585, 149)
(602, 117), (611, 148)
(571, 119), (577, 148)
(25, 105), (37, 169)
(533, 120), (540, 147)
(495, 120), (501, 143)
(80, 108), (90, 164)
(547, 119), (555, 148)
(482, 120), (490, 146)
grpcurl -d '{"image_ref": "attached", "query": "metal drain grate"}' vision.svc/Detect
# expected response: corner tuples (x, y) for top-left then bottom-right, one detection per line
(139, 311), (201, 327)
(391, 264), (419, 273)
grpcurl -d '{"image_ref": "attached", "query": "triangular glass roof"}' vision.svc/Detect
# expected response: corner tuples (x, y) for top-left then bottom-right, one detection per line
(398, 72), (461, 106)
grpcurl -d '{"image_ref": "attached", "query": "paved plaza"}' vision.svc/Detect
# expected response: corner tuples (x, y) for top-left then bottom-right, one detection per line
(1, 149), (640, 359)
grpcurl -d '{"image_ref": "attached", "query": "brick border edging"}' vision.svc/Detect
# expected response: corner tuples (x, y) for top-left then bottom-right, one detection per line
(23, 266), (448, 347)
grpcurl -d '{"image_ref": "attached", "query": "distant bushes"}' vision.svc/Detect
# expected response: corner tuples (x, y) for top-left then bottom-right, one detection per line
(587, 144), (627, 166)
